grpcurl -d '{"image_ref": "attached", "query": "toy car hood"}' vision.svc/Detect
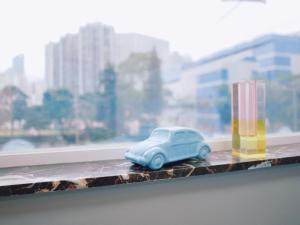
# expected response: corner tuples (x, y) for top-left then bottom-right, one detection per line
(129, 139), (164, 156)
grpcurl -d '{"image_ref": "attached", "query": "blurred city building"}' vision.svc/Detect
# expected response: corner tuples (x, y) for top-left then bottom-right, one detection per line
(61, 34), (79, 95)
(45, 42), (61, 91)
(116, 33), (173, 81)
(12, 54), (25, 76)
(46, 23), (116, 95)
(45, 22), (187, 95)
(0, 54), (45, 107)
(116, 33), (170, 65)
(78, 23), (116, 94)
(168, 34), (300, 133)
(27, 80), (46, 106)
(0, 54), (28, 93)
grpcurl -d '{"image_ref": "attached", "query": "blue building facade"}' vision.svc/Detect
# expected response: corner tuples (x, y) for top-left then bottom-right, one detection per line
(184, 34), (300, 134)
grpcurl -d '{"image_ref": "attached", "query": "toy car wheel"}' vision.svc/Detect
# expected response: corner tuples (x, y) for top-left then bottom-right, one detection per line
(149, 153), (165, 170)
(198, 146), (210, 160)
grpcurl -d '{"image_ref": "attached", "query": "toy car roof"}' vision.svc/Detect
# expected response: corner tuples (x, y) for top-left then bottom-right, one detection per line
(153, 127), (199, 133)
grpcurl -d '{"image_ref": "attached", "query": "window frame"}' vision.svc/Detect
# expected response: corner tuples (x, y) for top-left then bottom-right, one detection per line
(0, 132), (300, 169)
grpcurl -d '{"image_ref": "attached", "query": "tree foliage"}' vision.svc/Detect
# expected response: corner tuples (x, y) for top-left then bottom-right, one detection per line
(78, 93), (99, 121)
(98, 65), (117, 134)
(43, 89), (74, 126)
(266, 76), (300, 132)
(24, 106), (51, 129)
(118, 50), (163, 119)
(0, 85), (28, 130)
(216, 84), (231, 129)
(143, 49), (163, 114)
(118, 52), (149, 120)
(12, 98), (27, 121)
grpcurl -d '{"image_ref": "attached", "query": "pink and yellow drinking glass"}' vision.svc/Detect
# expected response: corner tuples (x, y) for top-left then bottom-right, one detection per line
(231, 80), (266, 159)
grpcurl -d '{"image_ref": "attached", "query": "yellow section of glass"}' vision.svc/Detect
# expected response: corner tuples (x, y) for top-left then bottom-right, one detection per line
(232, 119), (266, 159)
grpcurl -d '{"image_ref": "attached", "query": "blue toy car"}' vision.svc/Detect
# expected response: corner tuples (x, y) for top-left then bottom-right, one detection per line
(125, 127), (211, 170)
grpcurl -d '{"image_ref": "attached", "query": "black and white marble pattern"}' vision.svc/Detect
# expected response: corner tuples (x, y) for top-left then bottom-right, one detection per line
(0, 144), (300, 197)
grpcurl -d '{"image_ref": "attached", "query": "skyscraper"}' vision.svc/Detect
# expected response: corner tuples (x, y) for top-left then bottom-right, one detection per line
(46, 23), (117, 95)
(0, 54), (28, 95)
(45, 22), (173, 95)
(45, 34), (80, 95)
(12, 54), (25, 76)
(45, 42), (61, 90)
(78, 23), (117, 94)
(60, 34), (79, 95)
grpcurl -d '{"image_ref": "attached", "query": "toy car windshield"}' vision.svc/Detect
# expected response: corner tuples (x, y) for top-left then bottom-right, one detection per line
(149, 129), (169, 140)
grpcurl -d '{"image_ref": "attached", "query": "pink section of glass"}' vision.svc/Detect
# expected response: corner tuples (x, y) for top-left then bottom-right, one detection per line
(237, 81), (257, 136)
(231, 80), (266, 159)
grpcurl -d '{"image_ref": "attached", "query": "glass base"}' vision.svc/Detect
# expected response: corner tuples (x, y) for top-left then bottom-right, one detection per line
(232, 148), (266, 160)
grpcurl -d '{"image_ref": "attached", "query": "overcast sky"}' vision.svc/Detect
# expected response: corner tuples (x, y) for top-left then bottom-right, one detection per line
(0, 0), (300, 80)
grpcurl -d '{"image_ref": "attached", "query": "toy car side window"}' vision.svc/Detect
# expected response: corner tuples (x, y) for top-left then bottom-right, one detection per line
(173, 131), (187, 144)
(187, 131), (203, 142)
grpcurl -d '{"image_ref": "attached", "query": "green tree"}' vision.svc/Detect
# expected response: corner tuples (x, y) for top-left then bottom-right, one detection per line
(81, 127), (114, 142)
(24, 106), (50, 129)
(0, 86), (27, 131)
(117, 52), (151, 134)
(118, 52), (151, 77)
(12, 98), (28, 122)
(216, 84), (231, 130)
(79, 93), (101, 121)
(98, 65), (117, 134)
(43, 89), (74, 127)
(118, 52), (150, 119)
(266, 75), (300, 132)
(117, 50), (163, 134)
(251, 71), (298, 131)
(143, 49), (163, 115)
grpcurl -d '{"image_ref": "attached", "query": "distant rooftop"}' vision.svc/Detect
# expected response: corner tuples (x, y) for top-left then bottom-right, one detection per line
(117, 32), (169, 43)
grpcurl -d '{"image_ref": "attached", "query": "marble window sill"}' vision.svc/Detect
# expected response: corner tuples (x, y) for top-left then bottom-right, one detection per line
(0, 144), (300, 197)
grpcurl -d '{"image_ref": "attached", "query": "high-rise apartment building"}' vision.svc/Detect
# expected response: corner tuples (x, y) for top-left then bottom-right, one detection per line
(12, 54), (25, 76)
(78, 23), (117, 94)
(0, 54), (28, 94)
(45, 42), (61, 90)
(60, 34), (79, 95)
(45, 22), (176, 95)
(46, 23), (117, 95)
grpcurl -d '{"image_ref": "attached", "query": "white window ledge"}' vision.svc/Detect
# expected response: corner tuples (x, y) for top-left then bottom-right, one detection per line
(0, 133), (300, 169)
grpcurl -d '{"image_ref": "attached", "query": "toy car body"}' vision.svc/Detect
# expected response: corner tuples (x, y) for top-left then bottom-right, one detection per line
(125, 127), (211, 170)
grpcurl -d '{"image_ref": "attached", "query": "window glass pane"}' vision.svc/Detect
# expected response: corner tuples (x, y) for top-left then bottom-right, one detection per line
(0, 0), (299, 155)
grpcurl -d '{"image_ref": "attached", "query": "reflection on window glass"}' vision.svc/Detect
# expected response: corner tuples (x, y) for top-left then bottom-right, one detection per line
(0, 0), (300, 153)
